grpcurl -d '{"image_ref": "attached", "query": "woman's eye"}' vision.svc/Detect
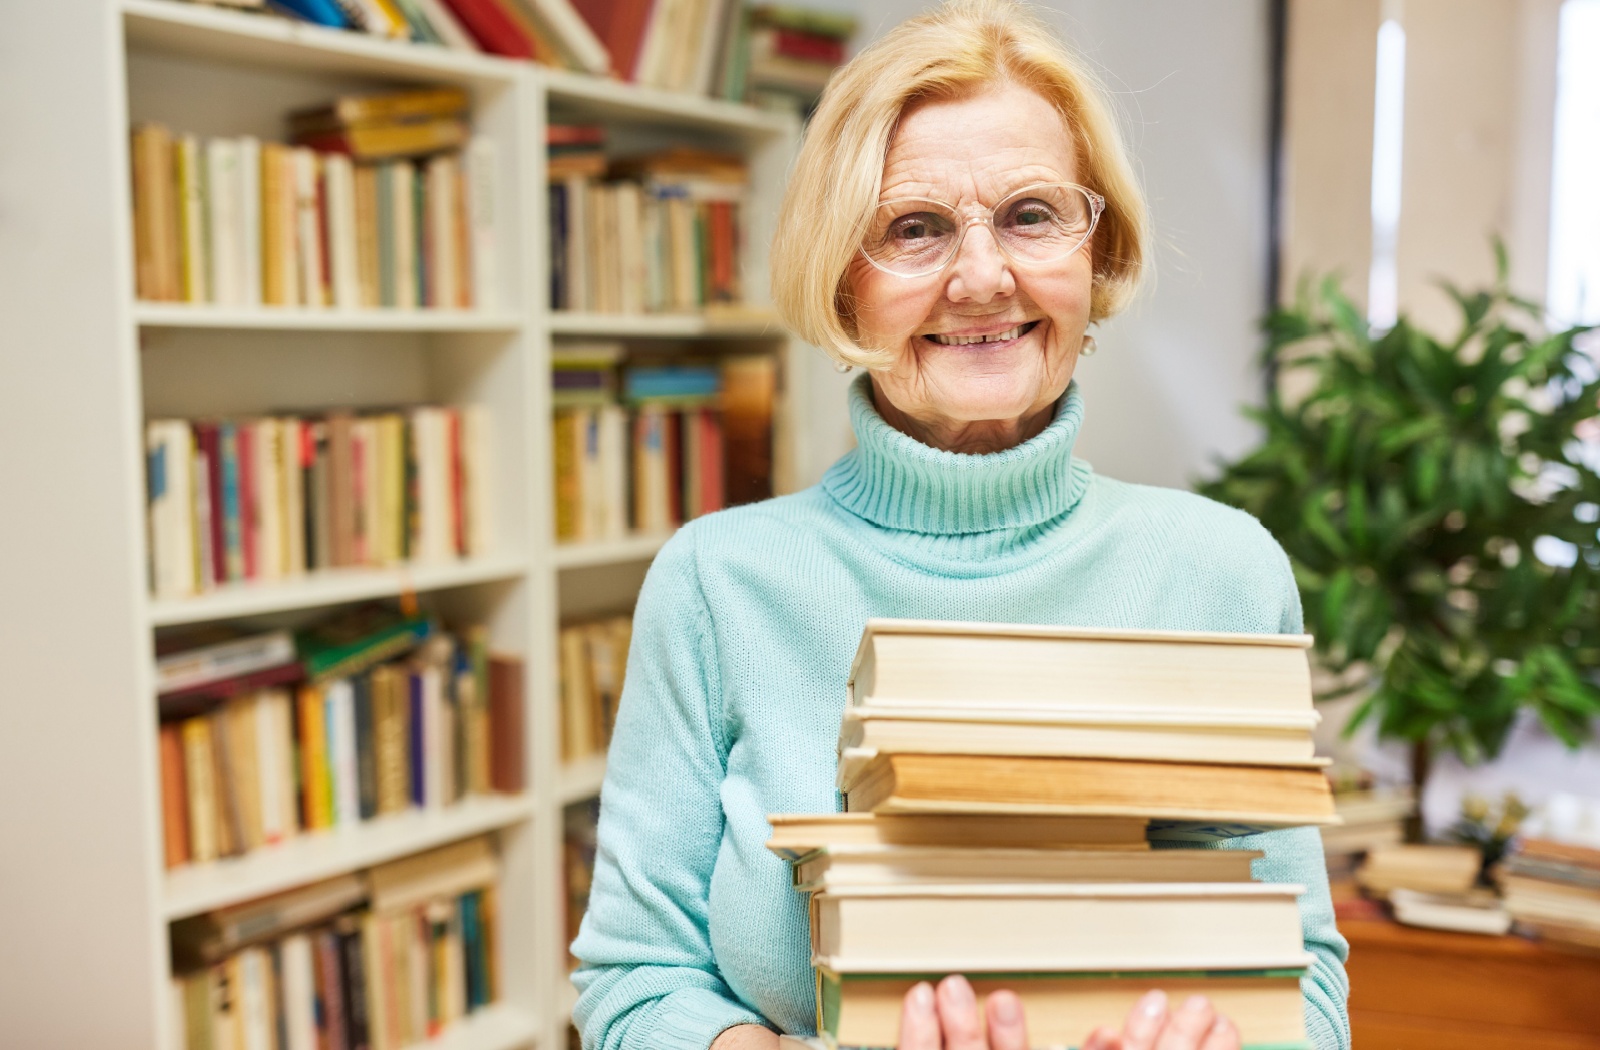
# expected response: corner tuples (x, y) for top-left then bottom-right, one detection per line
(1009, 204), (1054, 227)
(891, 214), (945, 241)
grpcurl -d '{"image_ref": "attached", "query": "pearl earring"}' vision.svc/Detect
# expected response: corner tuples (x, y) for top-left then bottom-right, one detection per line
(835, 360), (853, 373)
(1080, 334), (1098, 357)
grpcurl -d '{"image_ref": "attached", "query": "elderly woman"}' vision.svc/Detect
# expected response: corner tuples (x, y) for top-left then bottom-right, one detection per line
(571, 2), (1350, 1048)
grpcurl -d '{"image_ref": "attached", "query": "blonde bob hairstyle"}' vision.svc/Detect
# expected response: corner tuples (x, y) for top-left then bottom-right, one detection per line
(770, 0), (1149, 370)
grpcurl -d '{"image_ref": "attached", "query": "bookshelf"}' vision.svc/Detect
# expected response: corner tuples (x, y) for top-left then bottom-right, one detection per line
(0, 2), (799, 1048)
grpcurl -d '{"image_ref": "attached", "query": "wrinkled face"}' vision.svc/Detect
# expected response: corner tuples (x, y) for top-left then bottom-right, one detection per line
(845, 83), (1095, 443)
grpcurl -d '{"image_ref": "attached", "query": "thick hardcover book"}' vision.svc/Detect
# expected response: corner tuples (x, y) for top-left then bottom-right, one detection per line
(816, 968), (1309, 1050)
(842, 753), (1336, 826)
(764, 813), (1150, 862)
(849, 619), (1314, 714)
(812, 882), (1311, 975)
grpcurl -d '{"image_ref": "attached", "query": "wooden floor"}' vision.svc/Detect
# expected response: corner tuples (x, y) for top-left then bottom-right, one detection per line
(1344, 918), (1600, 1048)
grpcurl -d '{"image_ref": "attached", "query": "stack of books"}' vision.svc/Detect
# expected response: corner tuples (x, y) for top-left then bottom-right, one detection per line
(550, 351), (777, 543)
(559, 612), (634, 761)
(548, 148), (747, 314)
(144, 403), (492, 599)
(770, 619), (1338, 1049)
(744, 5), (858, 115)
(1497, 836), (1600, 950)
(131, 103), (498, 310)
(157, 607), (526, 869)
(170, 836), (501, 1050)
(1321, 781), (1414, 883)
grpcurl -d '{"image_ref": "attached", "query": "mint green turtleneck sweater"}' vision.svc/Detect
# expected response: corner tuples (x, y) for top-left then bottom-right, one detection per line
(571, 376), (1351, 1050)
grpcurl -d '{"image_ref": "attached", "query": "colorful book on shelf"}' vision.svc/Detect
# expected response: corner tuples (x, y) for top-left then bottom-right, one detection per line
(439, 0), (540, 59)
(569, 0), (655, 79)
(295, 604), (434, 684)
(487, 652), (526, 791)
(156, 627), (298, 695)
(294, 117), (469, 161)
(289, 87), (470, 134)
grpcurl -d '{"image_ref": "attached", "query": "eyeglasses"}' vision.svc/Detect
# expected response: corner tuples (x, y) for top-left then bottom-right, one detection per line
(859, 182), (1105, 279)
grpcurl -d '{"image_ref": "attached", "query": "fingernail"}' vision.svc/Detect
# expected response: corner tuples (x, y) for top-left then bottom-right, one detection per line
(942, 974), (975, 1009)
(1211, 1015), (1236, 1037)
(1138, 989), (1168, 1019)
(992, 991), (1021, 1025)
(1181, 995), (1210, 1016)
(910, 982), (935, 1014)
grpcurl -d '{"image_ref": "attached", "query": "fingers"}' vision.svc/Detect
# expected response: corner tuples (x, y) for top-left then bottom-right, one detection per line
(1119, 989), (1168, 1050)
(1199, 1014), (1242, 1050)
(984, 989), (1029, 1050)
(936, 975), (986, 1050)
(1083, 1024), (1123, 1050)
(898, 981), (939, 1050)
(1155, 996), (1217, 1050)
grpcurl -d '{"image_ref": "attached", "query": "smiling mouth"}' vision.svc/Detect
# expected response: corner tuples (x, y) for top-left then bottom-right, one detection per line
(925, 320), (1041, 346)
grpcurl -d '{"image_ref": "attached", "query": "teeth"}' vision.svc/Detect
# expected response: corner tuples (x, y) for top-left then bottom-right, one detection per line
(928, 323), (1028, 346)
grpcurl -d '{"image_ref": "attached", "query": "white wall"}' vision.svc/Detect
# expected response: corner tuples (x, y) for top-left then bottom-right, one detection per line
(792, 0), (1277, 490)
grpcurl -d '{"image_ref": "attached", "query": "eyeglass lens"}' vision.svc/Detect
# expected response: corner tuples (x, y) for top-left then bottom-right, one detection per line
(862, 184), (1098, 276)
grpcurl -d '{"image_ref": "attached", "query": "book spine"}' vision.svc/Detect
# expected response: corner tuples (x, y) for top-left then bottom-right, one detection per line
(159, 722), (191, 868)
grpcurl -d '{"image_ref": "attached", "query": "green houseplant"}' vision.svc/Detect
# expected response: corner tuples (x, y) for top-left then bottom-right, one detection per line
(1201, 252), (1600, 782)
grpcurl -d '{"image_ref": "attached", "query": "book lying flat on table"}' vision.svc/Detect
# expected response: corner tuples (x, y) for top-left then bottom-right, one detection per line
(810, 882), (1311, 974)
(849, 619), (1314, 713)
(764, 812), (1152, 861)
(816, 968), (1310, 1050)
(840, 753), (1336, 824)
(791, 844), (1261, 893)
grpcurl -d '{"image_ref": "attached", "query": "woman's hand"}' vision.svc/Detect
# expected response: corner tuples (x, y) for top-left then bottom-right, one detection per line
(898, 975), (1029, 1049)
(1082, 990), (1242, 1050)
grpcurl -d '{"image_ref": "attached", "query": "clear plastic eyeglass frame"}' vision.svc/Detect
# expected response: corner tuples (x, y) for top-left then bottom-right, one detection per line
(858, 182), (1106, 280)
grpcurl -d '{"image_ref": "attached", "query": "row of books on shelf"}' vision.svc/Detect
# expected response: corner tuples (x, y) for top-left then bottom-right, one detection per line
(157, 608), (525, 869)
(171, 836), (501, 1050)
(548, 143), (746, 313)
(214, 0), (858, 110)
(559, 613), (631, 761)
(145, 404), (491, 600)
(767, 620), (1335, 1048)
(551, 346), (775, 541)
(190, 0), (611, 74)
(573, 1), (857, 109)
(132, 110), (497, 310)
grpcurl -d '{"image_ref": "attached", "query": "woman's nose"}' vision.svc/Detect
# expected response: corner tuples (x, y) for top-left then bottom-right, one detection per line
(945, 220), (1015, 303)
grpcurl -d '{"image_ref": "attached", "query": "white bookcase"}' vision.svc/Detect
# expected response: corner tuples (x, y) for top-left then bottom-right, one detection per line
(0, 3), (800, 1047)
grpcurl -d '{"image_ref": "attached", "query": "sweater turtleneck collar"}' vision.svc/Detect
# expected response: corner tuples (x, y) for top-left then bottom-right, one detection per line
(821, 373), (1093, 536)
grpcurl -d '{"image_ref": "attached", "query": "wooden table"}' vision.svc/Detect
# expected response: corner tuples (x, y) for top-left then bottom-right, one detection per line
(1343, 917), (1600, 1048)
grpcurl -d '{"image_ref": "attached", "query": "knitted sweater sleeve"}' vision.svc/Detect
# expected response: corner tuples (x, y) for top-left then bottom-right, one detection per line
(569, 531), (771, 1050)
(1225, 543), (1352, 1050)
